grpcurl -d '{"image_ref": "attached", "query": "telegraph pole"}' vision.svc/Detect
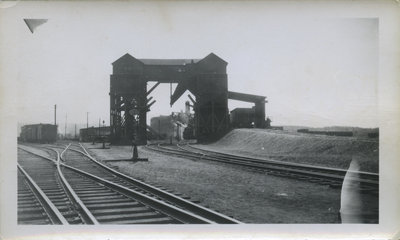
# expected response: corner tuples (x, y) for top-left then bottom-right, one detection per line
(54, 105), (57, 125)
(64, 114), (67, 140)
(87, 112), (89, 129)
(54, 104), (58, 140)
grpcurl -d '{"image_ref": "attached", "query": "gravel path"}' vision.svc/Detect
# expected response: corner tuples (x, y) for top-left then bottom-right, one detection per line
(84, 143), (342, 223)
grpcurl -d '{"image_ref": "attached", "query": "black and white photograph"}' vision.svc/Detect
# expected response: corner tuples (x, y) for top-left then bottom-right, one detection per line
(0, 0), (399, 239)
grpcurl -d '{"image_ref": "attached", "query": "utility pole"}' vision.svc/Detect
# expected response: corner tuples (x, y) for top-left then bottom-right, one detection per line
(87, 112), (89, 129)
(74, 124), (77, 139)
(64, 114), (67, 140)
(54, 104), (57, 125)
(54, 104), (57, 140)
(98, 118), (101, 137)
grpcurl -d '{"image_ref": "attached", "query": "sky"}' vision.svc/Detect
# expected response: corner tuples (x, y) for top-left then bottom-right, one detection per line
(9, 2), (378, 134)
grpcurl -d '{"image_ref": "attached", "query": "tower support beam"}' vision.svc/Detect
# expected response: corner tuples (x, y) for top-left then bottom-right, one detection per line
(110, 53), (231, 145)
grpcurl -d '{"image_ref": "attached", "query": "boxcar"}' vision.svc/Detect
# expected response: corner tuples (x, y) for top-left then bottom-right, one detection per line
(20, 124), (57, 143)
(79, 126), (110, 142)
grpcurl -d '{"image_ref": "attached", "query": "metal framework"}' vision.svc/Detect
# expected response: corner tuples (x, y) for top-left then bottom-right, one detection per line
(110, 53), (230, 145)
(110, 53), (266, 145)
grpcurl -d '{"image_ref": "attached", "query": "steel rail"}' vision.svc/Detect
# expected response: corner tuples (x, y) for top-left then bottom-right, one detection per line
(17, 164), (69, 225)
(182, 144), (379, 179)
(18, 170), (52, 224)
(75, 143), (241, 224)
(52, 145), (99, 224)
(59, 161), (213, 224)
(22, 145), (229, 224)
(19, 146), (98, 224)
(145, 144), (378, 189)
(22, 147), (183, 224)
(60, 143), (70, 161)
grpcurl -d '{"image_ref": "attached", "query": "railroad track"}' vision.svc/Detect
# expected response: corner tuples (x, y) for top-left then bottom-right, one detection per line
(17, 148), (90, 224)
(17, 144), (241, 224)
(144, 143), (379, 195)
(17, 166), (68, 224)
(61, 143), (240, 223)
(18, 148), (101, 224)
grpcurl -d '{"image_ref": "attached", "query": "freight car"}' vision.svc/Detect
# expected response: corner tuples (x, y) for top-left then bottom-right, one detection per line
(20, 124), (57, 143)
(79, 126), (110, 142)
(79, 125), (167, 142)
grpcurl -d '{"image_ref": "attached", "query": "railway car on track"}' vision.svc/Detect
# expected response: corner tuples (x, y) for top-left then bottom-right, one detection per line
(79, 126), (110, 142)
(20, 124), (57, 143)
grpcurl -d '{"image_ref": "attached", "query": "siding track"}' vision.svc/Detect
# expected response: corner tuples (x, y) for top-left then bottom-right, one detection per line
(17, 166), (67, 225)
(17, 143), (241, 224)
(145, 143), (379, 195)
(18, 149), (86, 224)
(62, 143), (241, 224)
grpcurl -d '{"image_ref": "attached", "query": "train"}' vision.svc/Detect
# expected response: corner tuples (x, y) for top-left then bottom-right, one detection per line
(19, 124), (58, 143)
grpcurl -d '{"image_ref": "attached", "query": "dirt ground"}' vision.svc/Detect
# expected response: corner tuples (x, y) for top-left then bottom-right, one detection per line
(84, 142), (342, 223)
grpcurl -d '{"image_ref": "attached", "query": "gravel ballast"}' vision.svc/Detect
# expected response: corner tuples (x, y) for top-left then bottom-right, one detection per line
(84, 143), (342, 223)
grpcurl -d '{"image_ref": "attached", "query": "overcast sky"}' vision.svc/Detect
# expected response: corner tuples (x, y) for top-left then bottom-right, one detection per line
(10, 2), (378, 132)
